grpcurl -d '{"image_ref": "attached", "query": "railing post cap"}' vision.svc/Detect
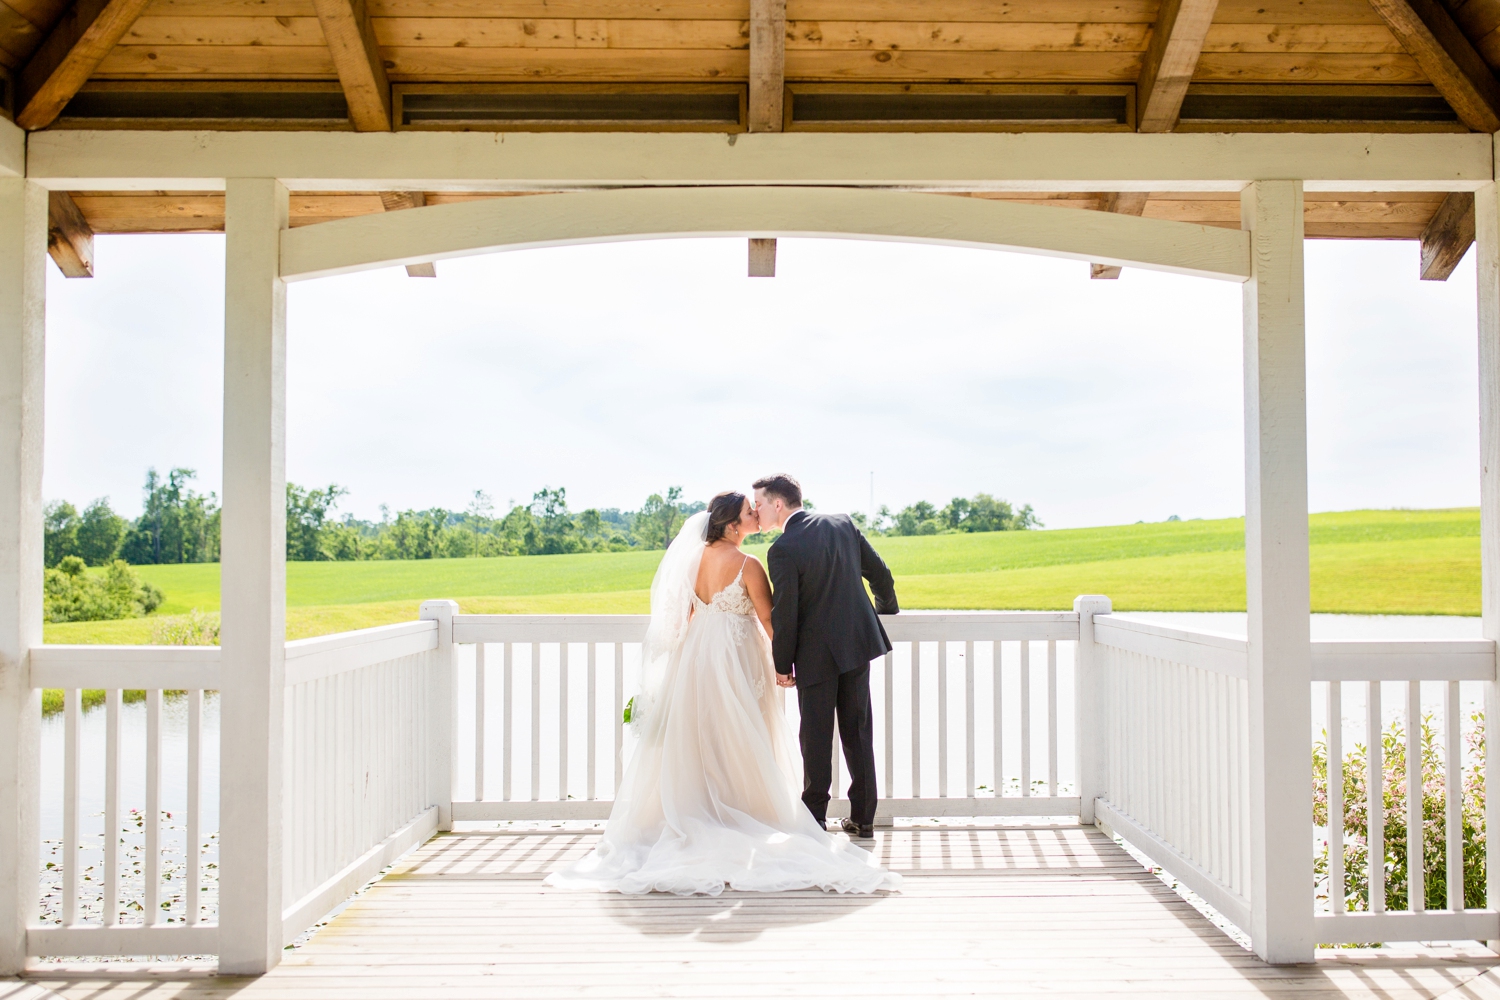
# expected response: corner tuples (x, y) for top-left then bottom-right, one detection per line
(1074, 595), (1112, 614)
(420, 600), (460, 621)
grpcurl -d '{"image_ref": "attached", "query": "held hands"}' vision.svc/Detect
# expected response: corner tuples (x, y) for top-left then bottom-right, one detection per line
(775, 672), (797, 688)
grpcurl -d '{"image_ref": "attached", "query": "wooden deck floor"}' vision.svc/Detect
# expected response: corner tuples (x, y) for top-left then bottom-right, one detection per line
(15, 821), (1500, 999)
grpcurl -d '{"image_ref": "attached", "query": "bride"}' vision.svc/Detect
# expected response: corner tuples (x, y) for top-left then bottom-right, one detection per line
(546, 491), (900, 896)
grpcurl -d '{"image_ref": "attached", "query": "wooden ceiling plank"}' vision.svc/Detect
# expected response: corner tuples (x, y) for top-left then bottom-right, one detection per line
(16, 0), (155, 129)
(749, 0), (783, 131)
(1136, 0), (1220, 131)
(46, 190), (92, 277)
(0, 2), (42, 67)
(312, 0), (390, 130)
(1192, 51), (1426, 80)
(1090, 190), (1148, 277)
(1365, 0), (1500, 130)
(1419, 190), (1474, 279)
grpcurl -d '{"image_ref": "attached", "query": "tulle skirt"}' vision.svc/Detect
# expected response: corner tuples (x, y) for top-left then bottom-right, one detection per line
(545, 610), (901, 896)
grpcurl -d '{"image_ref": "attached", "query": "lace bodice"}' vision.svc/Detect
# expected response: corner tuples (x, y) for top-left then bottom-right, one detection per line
(692, 560), (756, 617)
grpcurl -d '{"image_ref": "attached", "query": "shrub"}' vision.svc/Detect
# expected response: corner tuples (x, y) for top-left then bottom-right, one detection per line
(1313, 711), (1486, 913)
(150, 609), (220, 646)
(43, 557), (164, 623)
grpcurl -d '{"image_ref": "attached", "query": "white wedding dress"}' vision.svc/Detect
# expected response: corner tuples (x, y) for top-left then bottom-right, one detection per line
(546, 515), (900, 897)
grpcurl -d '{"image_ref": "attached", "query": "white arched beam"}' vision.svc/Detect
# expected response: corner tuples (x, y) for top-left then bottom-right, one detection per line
(279, 187), (1251, 283)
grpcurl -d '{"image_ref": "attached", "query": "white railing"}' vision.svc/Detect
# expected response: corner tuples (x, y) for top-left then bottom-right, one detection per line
(450, 611), (1082, 823)
(279, 616), (444, 946)
(27, 645), (221, 958)
(1089, 613), (1499, 945)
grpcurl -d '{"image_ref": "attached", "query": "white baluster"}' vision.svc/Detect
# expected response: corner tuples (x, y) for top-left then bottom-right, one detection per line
(1370, 680), (1385, 912)
(559, 644), (570, 801)
(531, 644), (541, 802)
(613, 643), (624, 794)
(104, 689), (121, 927)
(937, 640), (948, 798)
(910, 641), (921, 798)
(187, 689), (202, 926)
(1447, 679), (1463, 911)
(61, 689), (80, 927)
(145, 689), (162, 924)
(993, 642), (1003, 797)
(1407, 680), (1423, 912)
(1329, 680), (1344, 914)
(1047, 640), (1058, 798)
(587, 642), (597, 801)
(883, 652), (894, 794)
(475, 642), (486, 802)
(964, 640), (975, 799)
(503, 642), (513, 802)
(1020, 641), (1031, 797)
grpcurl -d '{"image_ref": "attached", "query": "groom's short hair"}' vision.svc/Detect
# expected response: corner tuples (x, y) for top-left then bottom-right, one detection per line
(753, 474), (802, 509)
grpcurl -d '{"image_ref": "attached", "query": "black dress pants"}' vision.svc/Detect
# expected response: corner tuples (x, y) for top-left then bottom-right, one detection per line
(795, 665), (878, 827)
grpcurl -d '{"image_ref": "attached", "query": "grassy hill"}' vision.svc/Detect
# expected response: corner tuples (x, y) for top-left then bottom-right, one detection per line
(43, 507), (1480, 643)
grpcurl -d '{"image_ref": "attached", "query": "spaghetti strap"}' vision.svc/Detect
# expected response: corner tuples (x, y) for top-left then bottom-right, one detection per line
(735, 554), (750, 582)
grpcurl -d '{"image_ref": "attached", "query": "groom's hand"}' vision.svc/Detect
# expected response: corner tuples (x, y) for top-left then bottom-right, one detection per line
(776, 672), (796, 688)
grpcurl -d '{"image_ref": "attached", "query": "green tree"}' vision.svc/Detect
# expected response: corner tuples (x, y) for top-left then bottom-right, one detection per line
(286, 482), (347, 561)
(121, 468), (220, 564)
(532, 487), (580, 555)
(635, 486), (685, 550)
(76, 498), (128, 565)
(44, 501), (79, 567)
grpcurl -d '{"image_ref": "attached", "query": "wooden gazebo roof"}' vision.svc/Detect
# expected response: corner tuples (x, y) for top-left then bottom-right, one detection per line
(7, 0), (1491, 277)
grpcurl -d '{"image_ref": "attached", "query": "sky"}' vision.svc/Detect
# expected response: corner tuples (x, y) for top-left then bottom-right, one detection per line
(40, 231), (1482, 529)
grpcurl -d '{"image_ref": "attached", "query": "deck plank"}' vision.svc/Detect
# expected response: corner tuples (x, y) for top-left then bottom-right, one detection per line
(26, 824), (1500, 999)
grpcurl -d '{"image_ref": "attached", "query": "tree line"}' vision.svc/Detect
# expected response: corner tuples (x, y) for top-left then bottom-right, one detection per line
(43, 468), (1039, 567)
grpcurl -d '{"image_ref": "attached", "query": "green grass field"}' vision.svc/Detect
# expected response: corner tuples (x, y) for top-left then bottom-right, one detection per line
(42, 507), (1480, 644)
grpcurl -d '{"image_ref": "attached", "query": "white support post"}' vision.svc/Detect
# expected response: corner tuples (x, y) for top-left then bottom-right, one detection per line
(218, 178), (290, 976)
(421, 600), (459, 832)
(1241, 179), (1315, 965)
(0, 178), (46, 976)
(1474, 173), (1500, 946)
(1073, 595), (1112, 826)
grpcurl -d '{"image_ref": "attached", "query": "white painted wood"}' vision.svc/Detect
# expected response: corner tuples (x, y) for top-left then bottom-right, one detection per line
(882, 652), (893, 804)
(530, 644), (540, 803)
(911, 642), (921, 799)
(1407, 680), (1423, 912)
(61, 689), (79, 928)
(1241, 179), (1314, 964)
(217, 176), (289, 977)
(280, 186), (1252, 284)
(559, 643), (569, 802)
(452, 796), (1083, 823)
(1073, 597), (1111, 826)
(1095, 797), (1252, 934)
(1328, 681), (1345, 915)
(1021, 641), (1032, 798)
(26, 130), (1491, 193)
(0, 176), (44, 977)
(1447, 679), (1463, 911)
(457, 616), (650, 644)
(1314, 909), (1500, 942)
(455, 612), (1077, 645)
(29, 645), (222, 689)
(937, 641), (948, 798)
(0, 118), (23, 179)
(586, 642), (596, 801)
(103, 690), (120, 928)
(1047, 641), (1058, 798)
(1370, 680), (1386, 913)
(1311, 640), (1495, 681)
(280, 806), (437, 947)
(420, 601), (458, 833)
(1096, 616), (1247, 679)
(283, 620), (437, 686)
(145, 689), (162, 925)
(187, 688), (203, 926)
(1477, 176), (1500, 942)
(964, 641), (975, 800)
(28, 925), (220, 957)
(610, 643), (621, 798)
(474, 642), (485, 802)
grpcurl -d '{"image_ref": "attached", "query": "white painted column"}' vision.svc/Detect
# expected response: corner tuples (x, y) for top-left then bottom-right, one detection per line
(1474, 174), (1500, 943)
(0, 178), (46, 976)
(1072, 595), (1111, 826)
(218, 178), (289, 976)
(421, 600), (458, 832)
(1241, 180), (1314, 965)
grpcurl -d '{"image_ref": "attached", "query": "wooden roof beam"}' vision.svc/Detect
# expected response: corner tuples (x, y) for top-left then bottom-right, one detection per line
(313, 0), (390, 132)
(748, 0), (784, 134)
(1367, 0), (1500, 133)
(15, 0), (152, 131)
(1136, 0), (1220, 133)
(1091, 192), (1149, 279)
(46, 190), (91, 277)
(1420, 191), (1474, 280)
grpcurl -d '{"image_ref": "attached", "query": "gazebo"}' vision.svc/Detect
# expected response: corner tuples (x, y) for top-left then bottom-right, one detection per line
(2, 0), (1500, 989)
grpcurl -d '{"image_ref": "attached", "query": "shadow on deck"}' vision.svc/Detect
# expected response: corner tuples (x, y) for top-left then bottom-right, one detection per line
(15, 822), (1500, 999)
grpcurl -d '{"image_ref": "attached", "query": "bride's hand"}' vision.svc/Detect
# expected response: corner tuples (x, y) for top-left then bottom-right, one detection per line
(776, 672), (796, 688)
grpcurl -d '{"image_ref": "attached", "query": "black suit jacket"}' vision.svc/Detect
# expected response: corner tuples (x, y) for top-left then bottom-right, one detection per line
(767, 510), (899, 686)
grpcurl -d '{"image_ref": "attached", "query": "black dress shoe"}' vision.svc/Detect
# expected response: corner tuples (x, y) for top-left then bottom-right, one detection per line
(840, 817), (875, 839)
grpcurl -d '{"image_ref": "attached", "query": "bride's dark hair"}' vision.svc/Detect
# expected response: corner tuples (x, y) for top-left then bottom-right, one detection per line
(705, 491), (747, 544)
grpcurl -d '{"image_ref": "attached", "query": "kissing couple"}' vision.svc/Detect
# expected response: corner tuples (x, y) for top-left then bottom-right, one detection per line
(547, 473), (903, 895)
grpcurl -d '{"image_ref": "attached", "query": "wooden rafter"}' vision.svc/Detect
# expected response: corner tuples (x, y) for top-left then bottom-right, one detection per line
(46, 190), (92, 277)
(1136, 0), (1220, 133)
(748, 0), (785, 134)
(1419, 191), (1474, 281)
(1090, 192), (1149, 279)
(15, 0), (152, 130)
(312, 0), (390, 132)
(1366, 0), (1500, 132)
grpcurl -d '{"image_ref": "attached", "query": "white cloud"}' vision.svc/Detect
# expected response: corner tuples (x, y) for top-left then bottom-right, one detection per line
(41, 232), (1480, 527)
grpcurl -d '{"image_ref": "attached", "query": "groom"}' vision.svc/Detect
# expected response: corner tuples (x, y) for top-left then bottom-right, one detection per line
(754, 473), (899, 839)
